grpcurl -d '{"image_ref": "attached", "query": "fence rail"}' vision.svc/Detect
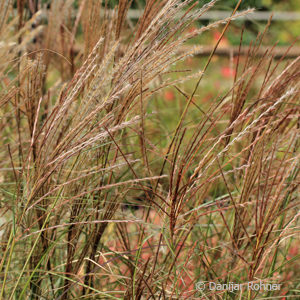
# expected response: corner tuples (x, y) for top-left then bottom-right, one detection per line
(31, 8), (300, 22)
(127, 9), (300, 21)
(180, 45), (300, 59)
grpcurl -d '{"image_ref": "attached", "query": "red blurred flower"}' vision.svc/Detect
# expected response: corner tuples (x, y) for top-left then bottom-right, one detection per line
(213, 31), (229, 47)
(188, 26), (197, 33)
(287, 245), (298, 260)
(221, 66), (236, 78)
(164, 90), (175, 101)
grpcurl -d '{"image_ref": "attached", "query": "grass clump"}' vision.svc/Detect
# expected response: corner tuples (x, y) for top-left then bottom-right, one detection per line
(0, 0), (299, 299)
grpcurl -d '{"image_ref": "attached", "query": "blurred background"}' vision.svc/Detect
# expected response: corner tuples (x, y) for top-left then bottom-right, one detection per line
(15, 0), (300, 144)
(122, 0), (300, 138)
(83, 0), (300, 145)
